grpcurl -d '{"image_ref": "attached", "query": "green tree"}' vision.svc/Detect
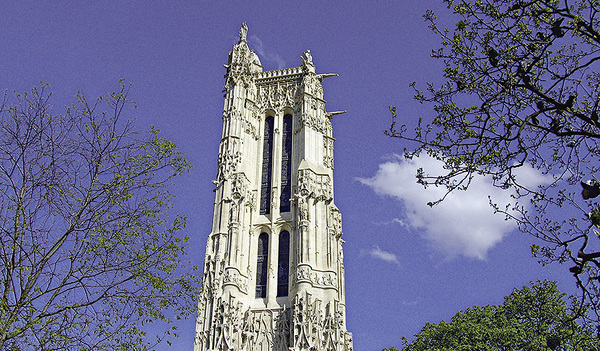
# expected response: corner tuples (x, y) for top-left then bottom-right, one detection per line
(0, 82), (200, 350)
(386, 281), (598, 351)
(389, 0), (600, 317)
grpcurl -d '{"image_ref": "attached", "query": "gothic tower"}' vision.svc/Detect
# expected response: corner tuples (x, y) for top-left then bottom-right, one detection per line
(194, 23), (352, 351)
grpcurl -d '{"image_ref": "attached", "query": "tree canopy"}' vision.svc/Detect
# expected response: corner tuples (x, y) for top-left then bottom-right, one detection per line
(0, 82), (200, 350)
(389, 0), (600, 319)
(384, 280), (598, 351)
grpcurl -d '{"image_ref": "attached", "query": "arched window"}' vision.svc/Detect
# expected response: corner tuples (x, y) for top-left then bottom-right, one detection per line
(280, 114), (292, 212)
(277, 231), (290, 297)
(255, 233), (269, 298)
(260, 116), (274, 215)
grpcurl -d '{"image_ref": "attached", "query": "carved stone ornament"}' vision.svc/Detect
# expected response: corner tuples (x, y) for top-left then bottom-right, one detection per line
(301, 50), (316, 74)
(292, 264), (337, 290)
(301, 72), (323, 99)
(297, 196), (309, 222)
(197, 294), (291, 351)
(210, 295), (245, 350)
(296, 169), (333, 203)
(244, 116), (260, 140)
(258, 81), (299, 111)
(222, 267), (248, 293)
(239, 22), (248, 43)
(271, 187), (278, 210)
(329, 205), (342, 238)
(291, 292), (349, 351)
(323, 136), (335, 169)
(296, 112), (330, 135)
(230, 173), (250, 201)
(226, 24), (262, 87)
(217, 147), (241, 181)
(295, 97), (331, 135)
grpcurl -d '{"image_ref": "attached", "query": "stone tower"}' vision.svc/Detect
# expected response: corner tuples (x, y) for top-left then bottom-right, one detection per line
(194, 23), (352, 351)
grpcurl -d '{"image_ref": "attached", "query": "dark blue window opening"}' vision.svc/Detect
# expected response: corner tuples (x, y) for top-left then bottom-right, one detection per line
(260, 116), (274, 215)
(280, 114), (292, 212)
(255, 232), (269, 298)
(277, 231), (290, 297)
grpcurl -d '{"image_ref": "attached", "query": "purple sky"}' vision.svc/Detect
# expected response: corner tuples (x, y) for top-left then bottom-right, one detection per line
(1, 2), (578, 350)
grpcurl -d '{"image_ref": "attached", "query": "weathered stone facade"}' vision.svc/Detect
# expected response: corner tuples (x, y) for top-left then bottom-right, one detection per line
(194, 23), (352, 351)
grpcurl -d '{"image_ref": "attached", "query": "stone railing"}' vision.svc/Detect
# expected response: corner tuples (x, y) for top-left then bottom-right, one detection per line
(256, 66), (303, 80)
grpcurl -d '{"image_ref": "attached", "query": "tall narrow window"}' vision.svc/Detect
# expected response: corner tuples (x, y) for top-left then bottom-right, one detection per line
(260, 116), (274, 215)
(255, 233), (269, 298)
(277, 231), (290, 297)
(280, 114), (292, 212)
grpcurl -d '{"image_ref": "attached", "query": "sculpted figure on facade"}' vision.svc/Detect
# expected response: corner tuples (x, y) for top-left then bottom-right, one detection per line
(301, 50), (316, 74)
(329, 205), (343, 239)
(217, 148), (241, 181)
(239, 22), (248, 43)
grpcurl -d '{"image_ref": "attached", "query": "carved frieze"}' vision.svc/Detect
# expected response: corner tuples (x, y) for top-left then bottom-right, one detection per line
(200, 294), (291, 351)
(257, 81), (299, 111)
(292, 264), (337, 290)
(222, 267), (248, 294)
(296, 169), (332, 203)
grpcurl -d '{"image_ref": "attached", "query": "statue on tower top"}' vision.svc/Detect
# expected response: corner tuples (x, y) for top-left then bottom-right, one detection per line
(239, 22), (248, 43)
(301, 50), (316, 74)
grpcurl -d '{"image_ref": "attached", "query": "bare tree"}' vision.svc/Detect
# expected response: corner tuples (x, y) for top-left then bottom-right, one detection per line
(0, 82), (200, 350)
(389, 0), (600, 320)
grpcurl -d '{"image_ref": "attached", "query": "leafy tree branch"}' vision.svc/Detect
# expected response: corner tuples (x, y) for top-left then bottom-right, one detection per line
(0, 82), (200, 350)
(389, 0), (600, 321)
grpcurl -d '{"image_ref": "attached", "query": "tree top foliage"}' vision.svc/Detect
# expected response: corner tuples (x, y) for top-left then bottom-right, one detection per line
(0, 82), (201, 350)
(384, 280), (598, 351)
(389, 0), (600, 320)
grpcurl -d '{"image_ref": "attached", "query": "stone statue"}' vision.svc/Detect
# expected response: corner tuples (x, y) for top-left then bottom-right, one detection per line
(302, 50), (313, 65)
(301, 50), (315, 73)
(239, 22), (248, 43)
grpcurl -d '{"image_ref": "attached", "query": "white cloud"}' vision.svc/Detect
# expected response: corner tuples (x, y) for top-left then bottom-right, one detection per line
(249, 35), (286, 69)
(368, 245), (401, 267)
(372, 218), (408, 227)
(358, 155), (549, 260)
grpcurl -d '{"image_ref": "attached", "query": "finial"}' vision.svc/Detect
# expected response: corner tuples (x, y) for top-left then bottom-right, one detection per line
(239, 22), (248, 43)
